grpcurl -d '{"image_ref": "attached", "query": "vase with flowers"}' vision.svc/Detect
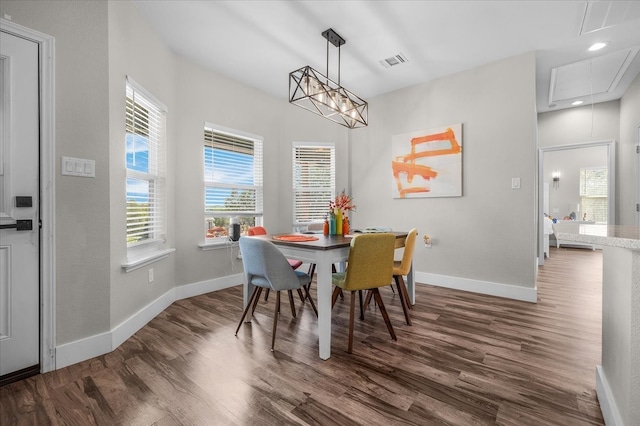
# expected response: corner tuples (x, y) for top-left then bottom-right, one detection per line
(329, 190), (356, 235)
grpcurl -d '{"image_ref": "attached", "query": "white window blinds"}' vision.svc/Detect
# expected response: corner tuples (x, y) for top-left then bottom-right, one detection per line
(292, 142), (335, 225)
(204, 126), (263, 217)
(125, 79), (167, 247)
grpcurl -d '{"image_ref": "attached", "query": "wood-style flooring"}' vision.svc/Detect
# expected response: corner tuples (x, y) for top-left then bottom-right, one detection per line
(1, 247), (604, 425)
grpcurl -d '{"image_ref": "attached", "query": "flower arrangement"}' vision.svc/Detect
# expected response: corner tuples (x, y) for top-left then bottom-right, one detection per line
(329, 189), (356, 214)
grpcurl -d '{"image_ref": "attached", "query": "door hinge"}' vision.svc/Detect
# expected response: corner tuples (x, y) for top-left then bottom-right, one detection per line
(637, 204), (639, 213)
(637, 145), (640, 154)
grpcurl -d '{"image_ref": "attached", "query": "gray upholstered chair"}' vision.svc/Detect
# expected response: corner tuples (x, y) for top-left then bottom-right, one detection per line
(235, 236), (317, 351)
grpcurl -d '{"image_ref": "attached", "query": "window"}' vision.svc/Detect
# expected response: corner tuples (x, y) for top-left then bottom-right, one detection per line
(580, 167), (607, 223)
(125, 78), (167, 250)
(292, 142), (335, 227)
(204, 124), (263, 241)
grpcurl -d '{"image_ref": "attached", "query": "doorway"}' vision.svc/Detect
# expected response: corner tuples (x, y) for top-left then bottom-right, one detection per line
(537, 140), (616, 264)
(0, 18), (55, 381)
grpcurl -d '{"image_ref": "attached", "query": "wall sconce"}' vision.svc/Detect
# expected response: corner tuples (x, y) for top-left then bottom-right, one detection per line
(552, 170), (560, 189)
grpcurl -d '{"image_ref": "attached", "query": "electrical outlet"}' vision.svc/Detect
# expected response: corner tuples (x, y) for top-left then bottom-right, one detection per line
(148, 268), (154, 283)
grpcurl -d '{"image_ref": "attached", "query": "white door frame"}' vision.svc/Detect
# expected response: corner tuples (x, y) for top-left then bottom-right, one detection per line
(537, 140), (616, 265)
(0, 18), (56, 373)
(637, 124), (640, 226)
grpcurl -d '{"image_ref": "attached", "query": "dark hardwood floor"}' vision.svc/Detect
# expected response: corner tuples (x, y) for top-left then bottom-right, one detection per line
(1, 247), (604, 425)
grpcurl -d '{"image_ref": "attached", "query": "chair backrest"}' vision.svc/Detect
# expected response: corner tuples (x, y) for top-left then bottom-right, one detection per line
(341, 233), (395, 291)
(306, 222), (324, 232)
(248, 226), (267, 236)
(239, 236), (306, 291)
(395, 228), (418, 275)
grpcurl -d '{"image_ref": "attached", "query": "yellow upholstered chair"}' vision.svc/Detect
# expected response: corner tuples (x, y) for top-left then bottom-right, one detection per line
(392, 228), (417, 325)
(331, 233), (396, 353)
(364, 228), (417, 325)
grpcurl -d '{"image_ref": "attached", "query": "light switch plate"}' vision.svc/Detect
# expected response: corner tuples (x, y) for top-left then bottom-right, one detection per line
(511, 177), (521, 189)
(62, 156), (95, 178)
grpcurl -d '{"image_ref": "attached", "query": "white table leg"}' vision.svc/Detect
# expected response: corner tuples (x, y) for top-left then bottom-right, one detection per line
(316, 251), (332, 360)
(407, 262), (415, 305)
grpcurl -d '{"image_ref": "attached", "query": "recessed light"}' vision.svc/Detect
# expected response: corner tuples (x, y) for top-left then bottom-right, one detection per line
(588, 42), (608, 52)
(572, 100), (584, 106)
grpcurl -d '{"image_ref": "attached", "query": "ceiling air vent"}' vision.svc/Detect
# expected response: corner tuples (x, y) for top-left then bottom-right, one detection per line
(380, 53), (409, 69)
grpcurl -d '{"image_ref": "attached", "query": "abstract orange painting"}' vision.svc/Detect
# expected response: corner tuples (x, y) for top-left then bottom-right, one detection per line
(391, 123), (462, 198)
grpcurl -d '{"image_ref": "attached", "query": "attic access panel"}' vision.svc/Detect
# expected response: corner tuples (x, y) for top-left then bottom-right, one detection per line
(549, 48), (639, 103)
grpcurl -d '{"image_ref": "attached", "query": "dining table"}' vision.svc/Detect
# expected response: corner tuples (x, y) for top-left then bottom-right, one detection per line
(246, 231), (413, 360)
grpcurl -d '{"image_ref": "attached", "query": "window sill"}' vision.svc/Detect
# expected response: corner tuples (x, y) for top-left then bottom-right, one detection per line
(199, 240), (238, 251)
(122, 248), (176, 273)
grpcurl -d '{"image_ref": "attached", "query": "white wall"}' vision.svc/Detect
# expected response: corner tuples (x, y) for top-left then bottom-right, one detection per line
(620, 73), (640, 226)
(107, 0), (179, 329)
(350, 52), (538, 297)
(0, 0), (113, 344)
(537, 101), (621, 148)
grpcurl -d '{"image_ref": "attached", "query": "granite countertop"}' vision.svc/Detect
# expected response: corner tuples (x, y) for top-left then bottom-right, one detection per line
(553, 223), (640, 250)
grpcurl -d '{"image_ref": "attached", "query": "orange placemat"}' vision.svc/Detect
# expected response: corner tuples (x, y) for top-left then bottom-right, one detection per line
(273, 235), (319, 242)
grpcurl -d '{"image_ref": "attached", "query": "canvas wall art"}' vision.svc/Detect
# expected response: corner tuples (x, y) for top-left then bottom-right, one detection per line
(391, 123), (462, 198)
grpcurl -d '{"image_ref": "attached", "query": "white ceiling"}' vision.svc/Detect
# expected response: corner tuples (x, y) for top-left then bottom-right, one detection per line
(133, 0), (640, 114)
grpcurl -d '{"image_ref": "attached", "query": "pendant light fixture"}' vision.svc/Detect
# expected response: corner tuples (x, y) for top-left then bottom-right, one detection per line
(289, 28), (368, 129)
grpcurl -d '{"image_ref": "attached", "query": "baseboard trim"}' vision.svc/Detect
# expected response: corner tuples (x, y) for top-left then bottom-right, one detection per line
(174, 273), (243, 301)
(596, 365), (624, 426)
(55, 330), (112, 370)
(416, 272), (537, 303)
(55, 274), (244, 369)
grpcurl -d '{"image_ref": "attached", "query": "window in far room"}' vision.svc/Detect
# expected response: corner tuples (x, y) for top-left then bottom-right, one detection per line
(580, 166), (607, 223)
(125, 78), (167, 253)
(204, 124), (263, 242)
(292, 142), (335, 229)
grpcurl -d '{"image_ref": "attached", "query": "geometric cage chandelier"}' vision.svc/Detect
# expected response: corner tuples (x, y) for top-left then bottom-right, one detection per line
(289, 28), (368, 129)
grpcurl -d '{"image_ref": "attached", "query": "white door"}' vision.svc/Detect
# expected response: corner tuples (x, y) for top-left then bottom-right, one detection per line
(0, 31), (40, 380)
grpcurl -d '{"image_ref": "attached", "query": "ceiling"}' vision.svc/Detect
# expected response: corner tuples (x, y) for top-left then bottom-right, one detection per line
(133, 0), (640, 114)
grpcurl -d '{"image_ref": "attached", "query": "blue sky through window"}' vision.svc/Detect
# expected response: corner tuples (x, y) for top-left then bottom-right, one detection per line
(204, 146), (255, 209)
(126, 133), (150, 202)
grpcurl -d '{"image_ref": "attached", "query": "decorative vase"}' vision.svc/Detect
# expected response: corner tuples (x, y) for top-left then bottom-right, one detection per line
(329, 214), (336, 235)
(336, 209), (343, 235)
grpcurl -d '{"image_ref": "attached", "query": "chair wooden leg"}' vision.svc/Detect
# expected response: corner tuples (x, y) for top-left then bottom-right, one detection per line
(308, 263), (316, 278)
(394, 276), (412, 325)
(363, 289), (373, 313)
(304, 282), (313, 300)
(303, 285), (318, 317)
(372, 288), (397, 341)
(288, 290), (297, 318)
(331, 286), (341, 308)
(251, 287), (263, 316)
(358, 290), (365, 320)
(271, 291), (280, 352)
(264, 288), (270, 301)
(347, 291), (356, 354)
(297, 288), (305, 303)
(235, 286), (260, 335)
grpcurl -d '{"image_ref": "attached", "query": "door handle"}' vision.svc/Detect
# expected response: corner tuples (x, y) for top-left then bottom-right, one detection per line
(0, 220), (33, 231)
